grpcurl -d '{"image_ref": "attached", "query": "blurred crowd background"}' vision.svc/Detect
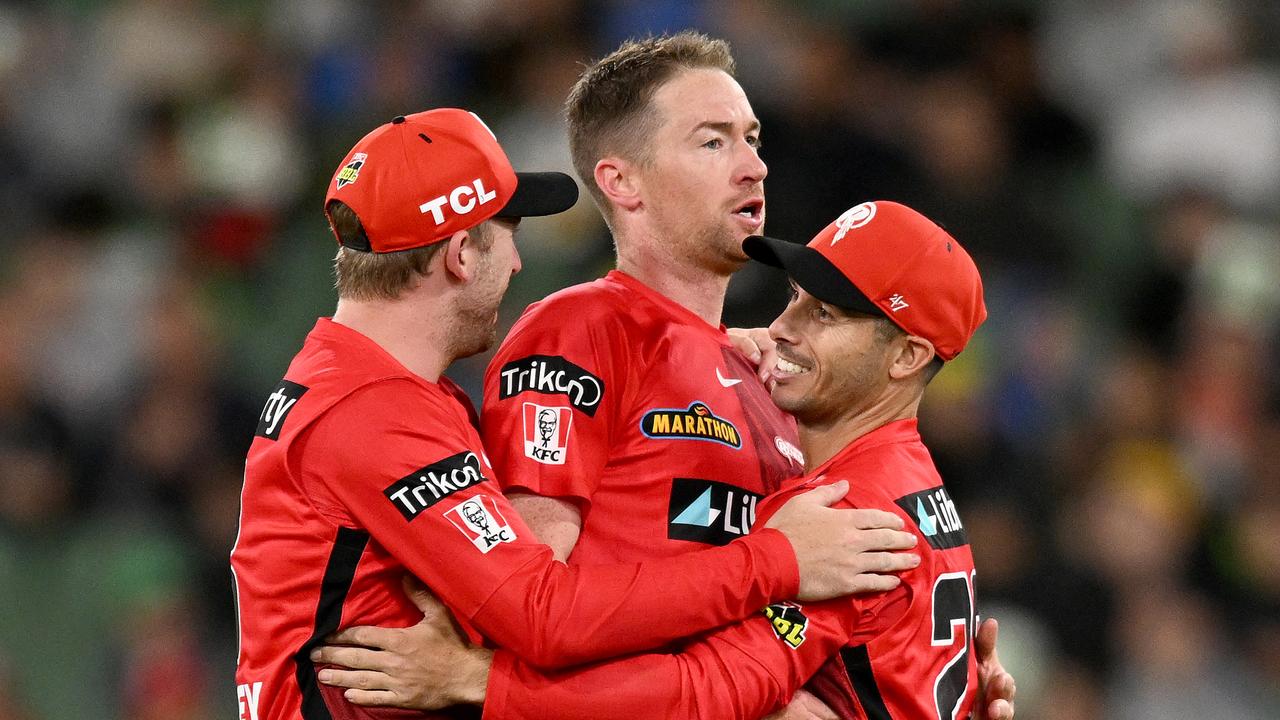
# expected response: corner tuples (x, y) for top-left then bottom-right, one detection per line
(1, 0), (1278, 718)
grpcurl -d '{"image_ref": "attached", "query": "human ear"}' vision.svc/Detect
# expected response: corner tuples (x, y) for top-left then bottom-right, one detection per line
(888, 335), (936, 380)
(442, 229), (476, 283)
(595, 157), (642, 212)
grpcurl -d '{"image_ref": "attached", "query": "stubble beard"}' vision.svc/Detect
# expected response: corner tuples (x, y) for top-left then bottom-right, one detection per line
(450, 259), (504, 360)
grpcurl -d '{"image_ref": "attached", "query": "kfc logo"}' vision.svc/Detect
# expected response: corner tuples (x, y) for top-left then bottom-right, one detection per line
(522, 403), (572, 465)
(445, 495), (517, 553)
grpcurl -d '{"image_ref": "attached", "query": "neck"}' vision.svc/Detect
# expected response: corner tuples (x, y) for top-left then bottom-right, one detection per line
(331, 294), (454, 382)
(798, 391), (921, 473)
(615, 231), (734, 327)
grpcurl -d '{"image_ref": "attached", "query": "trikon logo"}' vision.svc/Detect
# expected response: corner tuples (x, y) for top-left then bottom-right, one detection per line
(384, 451), (489, 522)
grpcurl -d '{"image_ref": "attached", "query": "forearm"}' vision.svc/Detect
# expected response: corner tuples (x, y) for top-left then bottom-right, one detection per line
(467, 528), (800, 669)
(481, 604), (852, 720)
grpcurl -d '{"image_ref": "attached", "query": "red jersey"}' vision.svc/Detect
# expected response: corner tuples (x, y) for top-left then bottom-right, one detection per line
(484, 419), (978, 720)
(230, 318), (801, 720)
(482, 270), (804, 564)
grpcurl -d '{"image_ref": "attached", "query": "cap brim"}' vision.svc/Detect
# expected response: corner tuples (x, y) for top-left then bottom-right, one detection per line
(743, 235), (884, 317)
(495, 172), (578, 218)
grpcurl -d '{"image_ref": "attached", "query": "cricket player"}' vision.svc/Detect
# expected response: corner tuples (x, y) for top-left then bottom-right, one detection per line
(230, 108), (922, 720)
(312, 33), (1014, 720)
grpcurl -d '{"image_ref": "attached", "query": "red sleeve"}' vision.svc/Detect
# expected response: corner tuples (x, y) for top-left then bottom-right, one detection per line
(480, 299), (626, 507)
(481, 588), (910, 720)
(303, 379), (800, 670)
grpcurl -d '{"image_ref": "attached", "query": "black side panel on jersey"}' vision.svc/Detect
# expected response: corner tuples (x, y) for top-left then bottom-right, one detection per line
(841, 645), (894, 720)
(294, 526), (370, 720)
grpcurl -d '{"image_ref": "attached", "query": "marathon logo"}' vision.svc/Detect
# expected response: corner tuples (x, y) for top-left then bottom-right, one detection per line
(895, 485), (967, 550)
(498, 355), (604, 416)
(667, 478), (761, 545)
(255, 379), (308, 440)
(418, 177), (498, 226)
(444, 494), (517, 554)
(335, 152), (367, 189)
(641, 402), (741, 449)
(384, 451), (489, 522)
(522, 402), (572, 465)
(762, 602), (808, 649)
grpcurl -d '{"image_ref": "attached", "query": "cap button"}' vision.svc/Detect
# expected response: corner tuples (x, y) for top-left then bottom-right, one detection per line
(392, 115), (406, 124)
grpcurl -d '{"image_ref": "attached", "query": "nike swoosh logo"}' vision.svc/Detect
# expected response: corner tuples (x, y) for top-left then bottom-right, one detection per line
(716, 368), (743, 387)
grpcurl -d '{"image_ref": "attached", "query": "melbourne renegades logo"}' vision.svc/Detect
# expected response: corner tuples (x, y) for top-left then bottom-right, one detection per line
(444, 495), (517, 553)
(522, 402), (572, 465)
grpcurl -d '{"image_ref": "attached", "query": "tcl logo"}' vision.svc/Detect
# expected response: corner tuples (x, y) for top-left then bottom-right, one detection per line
(419, 178), (497, 226)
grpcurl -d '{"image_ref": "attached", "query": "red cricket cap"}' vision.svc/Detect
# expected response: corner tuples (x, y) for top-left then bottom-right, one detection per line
(323, 108), (578, 253)
(743, 201), (987, 360)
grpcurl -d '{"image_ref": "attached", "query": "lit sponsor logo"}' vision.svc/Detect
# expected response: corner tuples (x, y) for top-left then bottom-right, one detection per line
(667, 478), (761, 545)
(894, 485), (967, 550)
(255, 379), (308, 440)
(236, 681), (263, 720)
(498, 355), (604, 416)
(522, 402), (571, 465)
(384, 451), (488, 522)
(445, 494), (517, 553)
(762, 602), (808, 649)
(418, 178), (499, 226)
(641, 402), (741, 449)
(335, 152), (367, 189)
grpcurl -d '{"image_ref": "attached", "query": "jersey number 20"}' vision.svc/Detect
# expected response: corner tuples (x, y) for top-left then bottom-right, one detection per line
(931, 571), (976, 720)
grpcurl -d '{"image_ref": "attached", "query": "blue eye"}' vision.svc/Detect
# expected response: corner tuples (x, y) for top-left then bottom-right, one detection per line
(702, 138), (723, 150)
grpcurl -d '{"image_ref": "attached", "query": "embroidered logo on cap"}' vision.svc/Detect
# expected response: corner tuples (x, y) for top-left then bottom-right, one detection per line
(831, 202), (877, 245)
(335, 153), (367, 189)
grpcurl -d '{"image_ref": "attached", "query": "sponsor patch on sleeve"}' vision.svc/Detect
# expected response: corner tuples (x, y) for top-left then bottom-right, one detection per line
(383, 451), (489, 522)
(255, 379), (308, 440)
(444, 494), (517, 553)
(894, 485), (967, 550)
(762, 602), (808, 648)
(497, 355), (604, 416)
(522, 402), (572, 465)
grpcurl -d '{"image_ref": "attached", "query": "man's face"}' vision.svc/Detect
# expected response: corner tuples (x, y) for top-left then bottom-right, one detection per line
(454, 219), (521, 357)
(766, 282), (895, 427)
(638, 68), (766, 274)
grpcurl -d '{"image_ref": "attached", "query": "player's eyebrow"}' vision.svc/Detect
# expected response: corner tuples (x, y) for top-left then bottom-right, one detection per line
(688, 119), (761, 138)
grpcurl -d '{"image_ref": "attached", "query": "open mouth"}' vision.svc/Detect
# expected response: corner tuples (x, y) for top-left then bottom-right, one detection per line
(775, 353), (812, 376)
(733, 199), (764, 222)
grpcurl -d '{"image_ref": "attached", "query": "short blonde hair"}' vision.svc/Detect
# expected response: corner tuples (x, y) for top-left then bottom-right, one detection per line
(328, 201), (490, 301)
(566, 32), (736, 220)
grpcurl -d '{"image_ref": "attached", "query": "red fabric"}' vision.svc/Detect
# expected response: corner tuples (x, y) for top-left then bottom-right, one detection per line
(485, 419), (978, 720)
(482, 270), (804, 566)
(809, 200), (986, 360)
(323, 109), (519, 252)
(232, 318), (800, 719)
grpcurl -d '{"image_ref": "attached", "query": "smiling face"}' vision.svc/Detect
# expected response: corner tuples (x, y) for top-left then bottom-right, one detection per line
(767, 282), (898, 428)
(637, 68), (767, 274)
